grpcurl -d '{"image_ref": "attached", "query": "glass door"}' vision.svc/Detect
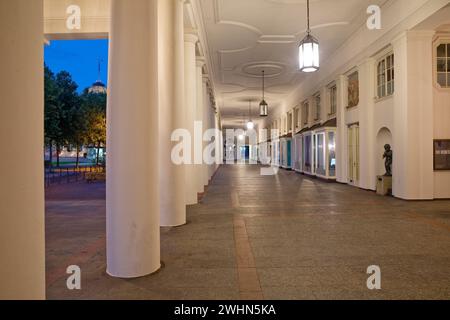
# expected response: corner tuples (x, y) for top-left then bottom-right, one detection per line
(348, 124), (360, 184)
(287, 139), (292, 168)
(315, 132), (326, 176)
(303, 134), (312, 173)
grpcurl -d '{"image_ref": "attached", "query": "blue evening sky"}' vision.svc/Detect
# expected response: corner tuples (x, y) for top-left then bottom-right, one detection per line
(44, 39), (109, 93)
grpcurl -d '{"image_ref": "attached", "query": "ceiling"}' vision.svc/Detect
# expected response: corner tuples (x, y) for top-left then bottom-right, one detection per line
(198, 0), (386, 128)
(413, 3), (450, 31)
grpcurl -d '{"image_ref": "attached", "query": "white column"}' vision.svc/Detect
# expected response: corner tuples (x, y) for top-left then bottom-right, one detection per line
(184, 33), (199, 205)
(336, 75), (348, 184)
(0, 0), (45, 300)
(215, 112), (222, 170)
(208, 100), (216, 180)
(358, 58), (376, 190)
(158, 0), (186, 226)
(392, 31), (434, 199)
(202, 75), (210, 187)
(195, 58), (206, 193)
(217, 112), (223, 168)
(107, 0), (160, 278)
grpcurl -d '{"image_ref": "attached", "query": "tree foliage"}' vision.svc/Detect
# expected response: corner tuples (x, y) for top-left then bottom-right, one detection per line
(44, 66), (107, 167)
(44, 66), (61, 164)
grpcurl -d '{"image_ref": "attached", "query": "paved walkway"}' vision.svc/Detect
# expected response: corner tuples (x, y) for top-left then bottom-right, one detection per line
(46, 165), (450, 299)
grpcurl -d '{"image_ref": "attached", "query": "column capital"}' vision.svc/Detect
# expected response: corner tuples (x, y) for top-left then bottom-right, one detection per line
(196, 56), (206, 68)
(357, 57), (375, 69)
(338, 74), (348, 83)
(185, 33), (198, 44)
(407, 30), (436, 41)
(391, 31), (408, 47)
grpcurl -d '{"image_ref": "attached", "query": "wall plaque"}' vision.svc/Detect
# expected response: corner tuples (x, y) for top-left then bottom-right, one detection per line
(434, 140), (450, 170)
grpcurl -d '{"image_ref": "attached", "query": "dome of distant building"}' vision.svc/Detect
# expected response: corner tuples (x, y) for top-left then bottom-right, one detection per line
(88, 80), (107, 94)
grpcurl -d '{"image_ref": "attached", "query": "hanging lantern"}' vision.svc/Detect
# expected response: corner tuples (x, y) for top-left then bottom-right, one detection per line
(259, 100), (268, 117)
(299, 0), (319, 73)
(259, 70), (268, 117)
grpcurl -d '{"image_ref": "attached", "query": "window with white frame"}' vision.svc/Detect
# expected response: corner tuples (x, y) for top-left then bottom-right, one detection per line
(287, 112), (292, 132)
(314, 94), (321, 120)
(303, 101), (309, 125)
(329, 85), (337, 115)
(377, 53), (395, 98)
(294, 107), (299, 129)
(437, 43), (450, 88)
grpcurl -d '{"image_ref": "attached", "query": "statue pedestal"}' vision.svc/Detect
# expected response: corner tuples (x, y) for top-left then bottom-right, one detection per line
(376, 175), (392, 196)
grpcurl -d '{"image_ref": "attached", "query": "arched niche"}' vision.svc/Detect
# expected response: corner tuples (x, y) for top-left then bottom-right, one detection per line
(376, 127), (393, 176)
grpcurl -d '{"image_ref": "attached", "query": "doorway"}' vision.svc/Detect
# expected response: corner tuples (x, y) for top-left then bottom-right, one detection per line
(239, 145), (250, 162)
(348, 124), (360, 185)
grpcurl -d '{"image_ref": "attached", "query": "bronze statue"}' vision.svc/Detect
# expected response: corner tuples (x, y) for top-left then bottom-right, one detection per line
(383, 144), (392, 176)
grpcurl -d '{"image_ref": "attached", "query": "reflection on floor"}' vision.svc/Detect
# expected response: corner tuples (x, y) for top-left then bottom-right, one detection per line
(46, 165), (450, 300)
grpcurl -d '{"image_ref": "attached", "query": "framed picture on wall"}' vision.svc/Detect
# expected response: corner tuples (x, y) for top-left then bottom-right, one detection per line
(433, 140), (450, 170)
(347, 71), (359, 108)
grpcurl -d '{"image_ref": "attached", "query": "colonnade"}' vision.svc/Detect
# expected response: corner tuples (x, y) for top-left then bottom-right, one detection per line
(0, 0), (220, 299)
(0, 0), (46, 300)
(104, 0), (221, 279)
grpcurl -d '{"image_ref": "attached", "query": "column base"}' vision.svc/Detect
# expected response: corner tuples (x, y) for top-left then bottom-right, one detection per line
(107, 262), (162, 279)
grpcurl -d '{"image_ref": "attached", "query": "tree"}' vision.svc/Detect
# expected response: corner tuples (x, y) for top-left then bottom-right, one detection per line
(87, 110), (106, 165)
(44, 67), (107, 168)
(44, 66), (61, 166)
(81, 91), (107, 165)
(54, 71), (80, 167)
(69, 106), (88, 168)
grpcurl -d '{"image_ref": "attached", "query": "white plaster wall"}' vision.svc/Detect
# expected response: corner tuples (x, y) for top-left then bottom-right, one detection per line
(391, 31), (435, 200)
(373, 98), (395, 133)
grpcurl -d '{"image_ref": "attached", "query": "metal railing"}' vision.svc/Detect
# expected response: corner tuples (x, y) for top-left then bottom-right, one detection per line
(44, 165), (105, 188)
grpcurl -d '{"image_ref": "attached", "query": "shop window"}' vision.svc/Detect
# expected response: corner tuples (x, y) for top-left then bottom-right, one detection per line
(303, 135), (312, 173)
(437, 43), (450, 88)
(294, 107), (299, 129)
(328, 132), (336, 176)
(377, 53), (395, 98)
(316, 133), (326, 176)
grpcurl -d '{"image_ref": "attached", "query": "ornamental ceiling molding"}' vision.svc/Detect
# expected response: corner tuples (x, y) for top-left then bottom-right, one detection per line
(203, 0), (390, 121)
(214, 0), (349, 50)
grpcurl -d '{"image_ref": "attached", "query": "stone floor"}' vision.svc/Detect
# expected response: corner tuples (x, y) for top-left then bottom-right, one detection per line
(46, 165), (450, 300)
